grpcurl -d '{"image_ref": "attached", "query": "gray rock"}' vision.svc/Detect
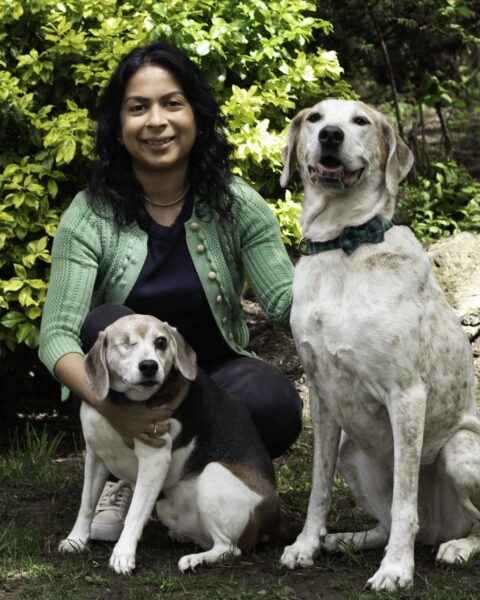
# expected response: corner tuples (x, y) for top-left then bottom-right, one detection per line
(428, 232), (480, 341)
(427, 232), (480, 385)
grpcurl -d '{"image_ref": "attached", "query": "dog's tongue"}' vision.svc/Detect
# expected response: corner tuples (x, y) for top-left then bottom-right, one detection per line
(309, 162), (344, 184)
(310, 162), (361, 187)
(318, 163), (344, 178)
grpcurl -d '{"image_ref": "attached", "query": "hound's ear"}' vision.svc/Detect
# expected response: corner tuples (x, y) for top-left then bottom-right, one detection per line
(280, 108), (308, 187)
(84, 331), (110, 400)
(167, 326), (197, 381)
(382, 118), (414, 197)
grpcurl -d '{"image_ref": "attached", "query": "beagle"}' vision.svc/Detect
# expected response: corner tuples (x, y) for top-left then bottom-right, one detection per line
(280, 99), (480, 590)
(58, 314), (279, 574)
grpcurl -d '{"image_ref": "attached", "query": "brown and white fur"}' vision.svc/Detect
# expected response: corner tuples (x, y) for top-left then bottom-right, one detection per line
(279, 99), (480, 590)
(58, 314), (279, 574)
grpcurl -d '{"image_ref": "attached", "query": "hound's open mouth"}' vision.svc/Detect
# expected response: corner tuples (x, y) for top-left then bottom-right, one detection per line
(308, 157), (364, 188)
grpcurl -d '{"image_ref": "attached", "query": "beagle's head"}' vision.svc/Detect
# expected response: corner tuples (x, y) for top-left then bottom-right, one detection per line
(84, 315), (197, 402)
(280, 99), (413, 199)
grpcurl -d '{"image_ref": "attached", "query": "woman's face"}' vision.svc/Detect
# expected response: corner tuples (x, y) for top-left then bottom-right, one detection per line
(119, 65), (197, 179)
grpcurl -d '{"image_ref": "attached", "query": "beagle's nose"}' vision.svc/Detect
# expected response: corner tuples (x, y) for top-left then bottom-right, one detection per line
(319, 125), (344, 147)
(139, 360), (159, 377)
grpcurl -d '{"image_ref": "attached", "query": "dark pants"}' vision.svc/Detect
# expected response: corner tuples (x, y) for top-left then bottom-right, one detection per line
(81, 304), (303, 459)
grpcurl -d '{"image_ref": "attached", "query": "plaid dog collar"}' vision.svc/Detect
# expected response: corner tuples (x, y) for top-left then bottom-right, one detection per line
(299, 216), (394, 256)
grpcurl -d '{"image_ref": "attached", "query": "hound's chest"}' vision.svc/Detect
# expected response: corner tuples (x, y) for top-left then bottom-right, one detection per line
(291, 255), (393, 438)
(291, 255), (368, 354)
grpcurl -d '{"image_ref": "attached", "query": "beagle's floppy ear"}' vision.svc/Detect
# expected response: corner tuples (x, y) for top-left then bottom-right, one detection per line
(84, 331), (110, 400)
(280, 108), (308, 188)
(166, 325), (198, 381)
(382, 118), (414, 197)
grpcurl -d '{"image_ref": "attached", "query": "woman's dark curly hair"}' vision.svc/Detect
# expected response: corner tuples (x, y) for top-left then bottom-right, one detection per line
(87, 42), (235, 226)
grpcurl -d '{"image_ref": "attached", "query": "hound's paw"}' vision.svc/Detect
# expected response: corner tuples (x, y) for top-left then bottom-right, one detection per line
(109, 547), (136, 575)
(366, 561), (413, 591)
(436, 539), (474, 564)
(280, 540), (318, 569)
(58, 537), (88, 554)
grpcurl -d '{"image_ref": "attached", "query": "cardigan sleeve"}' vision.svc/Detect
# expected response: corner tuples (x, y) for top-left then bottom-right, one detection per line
(38, 192), (105, 376)
(232, 179), (294, 328)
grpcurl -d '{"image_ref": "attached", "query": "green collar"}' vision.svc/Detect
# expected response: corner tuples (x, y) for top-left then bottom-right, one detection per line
(299, 216), (394, 256)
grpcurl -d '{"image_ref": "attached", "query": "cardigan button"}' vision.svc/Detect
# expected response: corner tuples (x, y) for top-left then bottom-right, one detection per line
(208, 271), (217, 280)
(228, 332), (234, 340)
(196, 244), (205, 253)
(190, 222), (199, 231)
(222, 316), (227, 323)
(216, 295), (223, 303)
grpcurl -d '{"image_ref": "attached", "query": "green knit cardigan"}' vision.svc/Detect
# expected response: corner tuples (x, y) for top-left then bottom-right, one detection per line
(39, 177), (293, 395)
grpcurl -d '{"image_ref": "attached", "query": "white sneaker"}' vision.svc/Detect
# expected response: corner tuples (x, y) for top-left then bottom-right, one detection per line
(90, 481), (132, 542)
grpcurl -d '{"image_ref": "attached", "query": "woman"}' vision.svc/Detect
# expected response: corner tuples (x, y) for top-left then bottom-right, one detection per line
(39, 42), (302, 542)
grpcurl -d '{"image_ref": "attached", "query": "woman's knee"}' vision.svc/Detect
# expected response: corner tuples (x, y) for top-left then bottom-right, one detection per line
(209, 357), (303, 458)
(80, 304), (135, 351)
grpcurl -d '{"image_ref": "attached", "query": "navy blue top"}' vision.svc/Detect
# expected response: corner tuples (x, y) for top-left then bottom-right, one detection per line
(125, 197), (234, 366)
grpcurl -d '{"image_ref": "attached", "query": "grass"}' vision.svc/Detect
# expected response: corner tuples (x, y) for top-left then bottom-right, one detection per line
(1, 422), (480, 599)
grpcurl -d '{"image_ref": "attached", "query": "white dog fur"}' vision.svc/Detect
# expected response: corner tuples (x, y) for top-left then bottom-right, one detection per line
(279, 99), (480, 590)
(58, 315), (279, 574)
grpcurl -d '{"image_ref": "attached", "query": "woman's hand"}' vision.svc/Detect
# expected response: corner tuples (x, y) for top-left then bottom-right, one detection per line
(99, 399), (172, 448)
(54, 352), (172, 448)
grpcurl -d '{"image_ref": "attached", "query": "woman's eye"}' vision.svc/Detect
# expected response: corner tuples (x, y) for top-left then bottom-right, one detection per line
(129, 103), (145, 113)
(155, 336), (168, 351)
(167, 99), (183, 108)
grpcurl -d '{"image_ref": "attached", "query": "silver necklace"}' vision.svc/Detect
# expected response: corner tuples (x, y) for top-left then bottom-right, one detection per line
(144, 186), (190, 207)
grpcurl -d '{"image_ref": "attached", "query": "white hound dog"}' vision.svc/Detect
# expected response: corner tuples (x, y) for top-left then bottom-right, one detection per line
(280, 99), (480, 590)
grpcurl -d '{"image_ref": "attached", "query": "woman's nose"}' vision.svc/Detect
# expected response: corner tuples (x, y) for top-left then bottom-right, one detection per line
(147, 105), (167, 127)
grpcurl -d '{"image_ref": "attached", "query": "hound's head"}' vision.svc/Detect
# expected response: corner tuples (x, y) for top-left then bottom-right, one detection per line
(280, 99), (413, 199)
(84, 314), (197, 402)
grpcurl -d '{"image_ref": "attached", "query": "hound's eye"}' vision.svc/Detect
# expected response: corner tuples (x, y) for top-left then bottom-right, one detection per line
(353, 116), (370, 126)
(307, 112), (321, 123)
(155, 336), (168, 351)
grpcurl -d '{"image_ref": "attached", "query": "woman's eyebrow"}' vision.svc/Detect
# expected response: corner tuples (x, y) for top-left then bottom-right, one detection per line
(122, 91), (186, 104)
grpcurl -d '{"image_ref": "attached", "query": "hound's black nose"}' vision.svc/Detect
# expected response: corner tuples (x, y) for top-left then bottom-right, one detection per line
(138, 360), (159, 377)
(319, 125), (344, 147)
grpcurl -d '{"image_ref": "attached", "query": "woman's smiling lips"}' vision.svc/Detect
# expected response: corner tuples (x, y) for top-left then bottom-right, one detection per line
(142, 136), (175, 149)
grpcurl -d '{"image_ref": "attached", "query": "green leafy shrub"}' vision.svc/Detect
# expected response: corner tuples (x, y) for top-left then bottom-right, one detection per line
(398, 161), (480, 243)
(0, 0), (350, 354)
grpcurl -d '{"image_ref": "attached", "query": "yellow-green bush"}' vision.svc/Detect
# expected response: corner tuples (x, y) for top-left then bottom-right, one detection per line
(0, 0), (351, 354)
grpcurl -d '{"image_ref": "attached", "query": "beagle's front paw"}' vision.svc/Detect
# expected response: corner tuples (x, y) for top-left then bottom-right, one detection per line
(58, 537), (88, 554)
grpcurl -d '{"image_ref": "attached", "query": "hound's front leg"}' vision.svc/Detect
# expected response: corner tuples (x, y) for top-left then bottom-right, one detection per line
(281, 387), (341, 568)
(366, 382), (427, 591)
(59, 446), (109, 553)
(109, 437), (172, 575)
